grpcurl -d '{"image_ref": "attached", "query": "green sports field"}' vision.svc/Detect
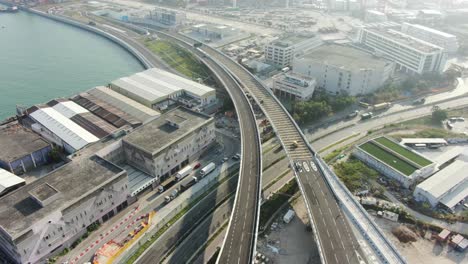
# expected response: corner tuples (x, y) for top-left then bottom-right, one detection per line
(360, 142), (418, 176)
(374, 137), (432, 167)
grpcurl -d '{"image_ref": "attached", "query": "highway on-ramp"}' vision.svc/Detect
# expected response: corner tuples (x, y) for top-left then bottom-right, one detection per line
(201, 53), (262, 264)
(131, 30), (264, 264)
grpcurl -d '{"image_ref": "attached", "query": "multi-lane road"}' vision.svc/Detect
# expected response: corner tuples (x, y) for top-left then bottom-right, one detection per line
(198, 46), (361, 263)
(294, 159), (360, 263)
(200, 49), (262, 264)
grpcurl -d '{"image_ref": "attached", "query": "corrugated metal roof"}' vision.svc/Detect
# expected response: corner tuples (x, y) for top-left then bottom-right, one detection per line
(110, 68), (215, 105)
(70, 113), (116, 138)
(89, 86), (160, 122)
(417, 159), (468, 208)
(30, 108), (99, 150)
(72, 94), (141, 128)
(51, 101), (89, 118)
(145, 68), (214, 96)
(0, 168), (25, 194)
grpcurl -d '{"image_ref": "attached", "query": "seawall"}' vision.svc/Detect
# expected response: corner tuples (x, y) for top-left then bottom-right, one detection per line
(20, 6), (152, 69)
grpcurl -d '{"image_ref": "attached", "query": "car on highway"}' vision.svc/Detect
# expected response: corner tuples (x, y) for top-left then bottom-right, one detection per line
(193, 162), (201, 169)
(291, 141), (299, 149)
(346, 110), (359, 119)
(302, 161), (310, 172)
(222, 157), (228, 162)
(295, 162), (303, 173)
(309, 161), (318, 172)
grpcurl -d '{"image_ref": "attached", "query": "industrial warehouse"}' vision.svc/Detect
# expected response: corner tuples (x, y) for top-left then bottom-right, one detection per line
(110, 68), (217, 111)
(87, 86), (161, 123)
(0, 67), (220, 264)
(0, 122), (52, 174)
(0, 106), (217, 264)
(354, 136), (436, 187)
(123, 107), (216, 182)
(414, 153), (468, 211)
(0, 141), (130, 264)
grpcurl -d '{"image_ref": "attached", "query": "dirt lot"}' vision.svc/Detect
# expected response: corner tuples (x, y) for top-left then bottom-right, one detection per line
(373, 217), (467, 264)
(256, 197), (320, 264)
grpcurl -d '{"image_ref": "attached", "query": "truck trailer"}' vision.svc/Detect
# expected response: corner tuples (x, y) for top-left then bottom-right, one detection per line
(180, 177), (197, 192)
(372, 102), (391, 111)
(176, 165), (193, 181)
(200, 162), (216, 177)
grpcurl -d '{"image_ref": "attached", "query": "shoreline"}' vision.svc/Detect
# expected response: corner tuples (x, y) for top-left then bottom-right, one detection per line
(0, 3), (152, 124)
(23, 7), (151, 69)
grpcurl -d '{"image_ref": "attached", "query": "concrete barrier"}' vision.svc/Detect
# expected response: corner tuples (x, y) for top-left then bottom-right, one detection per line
(21, 8), (152, 69)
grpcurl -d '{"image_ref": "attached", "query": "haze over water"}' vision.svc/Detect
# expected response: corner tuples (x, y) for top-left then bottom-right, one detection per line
(0, 11), (144, 120)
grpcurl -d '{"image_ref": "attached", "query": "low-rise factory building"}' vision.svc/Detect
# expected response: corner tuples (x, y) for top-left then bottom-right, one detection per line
(72, 92), (142, 128)
(47, 99), (118, 138)
(190, 23), (243, 41)
(414, 151), (468, 211)
(0, 122), (52, 174)
(0, 141), (130, 264)
(122, 107), (215, 183)
(110, 68), (216, 111)
(354, 137), (436, 188)
(272, 73), (316, 100)
(27, 106), (100, 153)
(87, 86), (161, 123)
(292, 44), (394, 96)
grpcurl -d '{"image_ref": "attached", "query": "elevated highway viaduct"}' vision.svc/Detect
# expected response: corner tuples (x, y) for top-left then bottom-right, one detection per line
(62, 15), (404, 264)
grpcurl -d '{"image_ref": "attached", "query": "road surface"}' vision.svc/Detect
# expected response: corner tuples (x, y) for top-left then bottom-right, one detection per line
(198, 44), (361, 264)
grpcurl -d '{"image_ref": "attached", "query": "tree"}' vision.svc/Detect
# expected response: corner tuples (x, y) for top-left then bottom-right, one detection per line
(431, 105), (447, 124)
(293, 101), (331, 124)
(444, 66), (462, 83)
(221, 97), (234, 112)
(49, 147), (61, 162)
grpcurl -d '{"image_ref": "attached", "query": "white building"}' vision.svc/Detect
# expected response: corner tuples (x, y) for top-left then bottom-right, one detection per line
(414, 152), (468, 210)
(272, 73), (316, 100)
(328, 0), (361, 11)
(292, 44), (394, 95)
(264, 34), (322, 67)
(357, 27), (448, 74)
(365, 10), (388, 23)
(128, 7), (186, 28)
(191, 23), (240, 40)
(0, 168), (25, 197)
(110, 68), (216, 111)
(122, 107), (215, 182)
(401, 23), (459, 54)
(28, 107), (99, 153)
(0, 145), (130, 264)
